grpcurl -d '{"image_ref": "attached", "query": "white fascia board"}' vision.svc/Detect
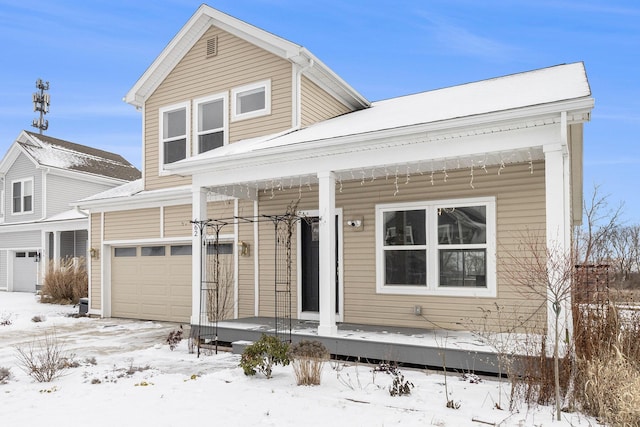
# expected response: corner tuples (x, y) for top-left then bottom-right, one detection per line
(0, 218), (88, 234)
(125, 10), (213, 107)
(0, 139), (38, 174)
(170, 97), (591, 177)
(192, 123), (560, 188)
(37, 165), (131, 186)
(76, 186), (193, 212)
(124, 5), (302, 108)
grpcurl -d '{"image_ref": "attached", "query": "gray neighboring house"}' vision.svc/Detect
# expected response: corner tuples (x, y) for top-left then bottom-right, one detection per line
(0, 130), (140, 292)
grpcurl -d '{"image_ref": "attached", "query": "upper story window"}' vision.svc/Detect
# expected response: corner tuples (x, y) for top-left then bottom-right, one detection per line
(231, 80), (271, 121)
(159, 102), (190, 168)
(193, 93), (227, 154)
(12, 178), (34, 215)
(376, 197), (496, 297)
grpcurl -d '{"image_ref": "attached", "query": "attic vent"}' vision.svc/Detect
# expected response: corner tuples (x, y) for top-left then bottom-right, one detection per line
(206, 36), (218, 57)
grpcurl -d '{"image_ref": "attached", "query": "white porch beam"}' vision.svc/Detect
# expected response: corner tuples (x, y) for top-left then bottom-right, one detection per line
(191, 186), (207, 325)
(317, 171), (337, 336)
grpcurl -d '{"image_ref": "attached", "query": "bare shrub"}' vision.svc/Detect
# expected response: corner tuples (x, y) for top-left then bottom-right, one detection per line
(41, 257), (88, 305)
(31, 315), (46, 323)
(15, 331), (68, 382)
(0, 367), (10, 383)
(166, 325), (183, 351)
(287, 340), (329, 386)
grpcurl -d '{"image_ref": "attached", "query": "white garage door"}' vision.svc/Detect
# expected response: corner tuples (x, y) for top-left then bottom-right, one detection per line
(13, 251), (38, 292)
(111, 244), (192, 323)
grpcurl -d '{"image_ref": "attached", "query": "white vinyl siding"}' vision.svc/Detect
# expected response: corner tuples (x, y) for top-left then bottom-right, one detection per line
(45, 174), (115, 217)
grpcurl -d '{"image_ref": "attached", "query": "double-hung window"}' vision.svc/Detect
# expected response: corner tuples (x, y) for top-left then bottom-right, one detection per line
(159, 102), (189, 168)
(193, 93), (227, 154)
(231, 80), (271, 121)
(376, 197), (495, 297)
(12, 178), (33, 214)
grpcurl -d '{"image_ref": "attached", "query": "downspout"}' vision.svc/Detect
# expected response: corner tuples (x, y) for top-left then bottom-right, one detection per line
(292, 57), (315, 129)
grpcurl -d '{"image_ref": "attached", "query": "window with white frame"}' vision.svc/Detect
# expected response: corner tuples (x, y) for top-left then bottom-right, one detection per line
(231, 80), (271, 121)
(159, 102), (189, 167)
(376, 197), (495, 297)
(193, 93), (227, 154)
(12, 178), (33, 214)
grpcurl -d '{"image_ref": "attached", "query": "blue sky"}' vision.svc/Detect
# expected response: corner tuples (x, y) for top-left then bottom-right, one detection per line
(0, 0), (638, 222)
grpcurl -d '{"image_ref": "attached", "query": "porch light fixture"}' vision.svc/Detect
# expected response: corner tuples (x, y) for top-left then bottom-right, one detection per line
(239, 241), (250, 257)
(346, 216), (364, 231)
(90, 248), (100, 259)
(34, 252), (41, 263)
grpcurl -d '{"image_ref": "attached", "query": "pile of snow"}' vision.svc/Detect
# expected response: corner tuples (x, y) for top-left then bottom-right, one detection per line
(0, 292), (595, 426)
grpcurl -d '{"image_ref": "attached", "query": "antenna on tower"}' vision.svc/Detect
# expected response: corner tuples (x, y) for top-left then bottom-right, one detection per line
(32, 78), (50, 134)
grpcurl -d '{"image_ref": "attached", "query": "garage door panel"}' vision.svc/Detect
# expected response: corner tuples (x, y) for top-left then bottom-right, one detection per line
(111, 245), (192, 323)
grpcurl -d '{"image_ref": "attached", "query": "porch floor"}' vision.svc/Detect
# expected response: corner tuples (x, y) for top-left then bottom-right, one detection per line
(191, 317), (506, 375)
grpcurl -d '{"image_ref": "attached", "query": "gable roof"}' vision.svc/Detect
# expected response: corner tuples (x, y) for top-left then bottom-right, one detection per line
(168, 62), (593, 169)
(4, 131), (141, 182)
(124, 4), (369, 110)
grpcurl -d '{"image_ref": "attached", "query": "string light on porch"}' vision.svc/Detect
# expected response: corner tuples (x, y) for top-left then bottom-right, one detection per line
(393, 166), (400, 196)
(338, 173), (343, 193)
(405, 165), (410, 185)
(528, 150), (534, 174)
(469, 160), (475, 189)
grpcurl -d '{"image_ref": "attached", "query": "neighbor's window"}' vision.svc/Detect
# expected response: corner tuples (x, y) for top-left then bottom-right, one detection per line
(376, 197), (495, 297)
(193, 93), (227, 154)
(12, 178), (33, 214)
(159, 102), (189, 166)
(231, 80), (271, 121)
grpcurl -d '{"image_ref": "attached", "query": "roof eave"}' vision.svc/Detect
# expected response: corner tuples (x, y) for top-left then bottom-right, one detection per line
(165, 96), (594, 176)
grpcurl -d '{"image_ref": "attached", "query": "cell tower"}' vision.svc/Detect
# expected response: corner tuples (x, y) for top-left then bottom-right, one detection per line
(32, 78), (50, 134)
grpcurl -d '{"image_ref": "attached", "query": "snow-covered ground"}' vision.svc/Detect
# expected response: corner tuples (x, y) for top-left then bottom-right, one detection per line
(0, 292), (597, 426)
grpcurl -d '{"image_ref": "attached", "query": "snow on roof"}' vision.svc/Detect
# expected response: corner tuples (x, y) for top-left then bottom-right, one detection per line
(41, 209), (88, 222)
(79, 179), (144, 202)
(192, 63), (591, 160)
(19, 132), (141, 181)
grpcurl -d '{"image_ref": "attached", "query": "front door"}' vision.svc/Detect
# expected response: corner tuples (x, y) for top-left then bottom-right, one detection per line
(300, 216), (339, 316)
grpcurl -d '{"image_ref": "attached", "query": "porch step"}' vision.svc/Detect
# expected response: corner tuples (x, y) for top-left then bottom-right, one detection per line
(231, 340), (253, 354)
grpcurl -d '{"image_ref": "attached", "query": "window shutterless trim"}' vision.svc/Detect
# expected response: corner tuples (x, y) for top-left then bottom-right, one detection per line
(231, 79), (271, 122)
(192, 92), (228, 154)
(158, 101), (190, 175)
(375, 196), (496, 297)
(11, 177), (34, 215)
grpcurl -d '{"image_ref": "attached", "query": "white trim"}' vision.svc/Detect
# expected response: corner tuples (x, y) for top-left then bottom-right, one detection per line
(159, 206), (165, 238)
(375, 196), (496, 298)
(233, 198), (239, 319)
(192, 91), (228, 154)
(253, 200), (259, 316)
(296, 208), (344, 322)
(159, 101), (190, 175)
(231, 79), (271, 122)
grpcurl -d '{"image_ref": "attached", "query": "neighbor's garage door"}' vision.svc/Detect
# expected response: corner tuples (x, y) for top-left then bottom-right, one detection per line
(111, 244), (192, 323)
(13, 251), (38, 292)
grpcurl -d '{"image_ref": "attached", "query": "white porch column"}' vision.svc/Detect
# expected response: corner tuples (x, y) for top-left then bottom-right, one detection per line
(544, 139), (572, 350)
(191, 186), (207, 325)
(317, 171), (337, 336)
(53, 231), (61, 266)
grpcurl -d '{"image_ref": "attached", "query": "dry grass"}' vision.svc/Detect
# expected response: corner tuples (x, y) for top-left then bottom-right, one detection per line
(572, 299), (640, 426)
(41, 257), (87, 305)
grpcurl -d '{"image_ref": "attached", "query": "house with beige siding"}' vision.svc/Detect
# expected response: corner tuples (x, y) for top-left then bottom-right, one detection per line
(78, 4), (593, 352)
(0, 130), (140, 292)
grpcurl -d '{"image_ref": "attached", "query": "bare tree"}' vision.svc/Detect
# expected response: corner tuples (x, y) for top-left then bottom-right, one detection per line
(506, 229), (574, 421)
(574, 184), (623, 265)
